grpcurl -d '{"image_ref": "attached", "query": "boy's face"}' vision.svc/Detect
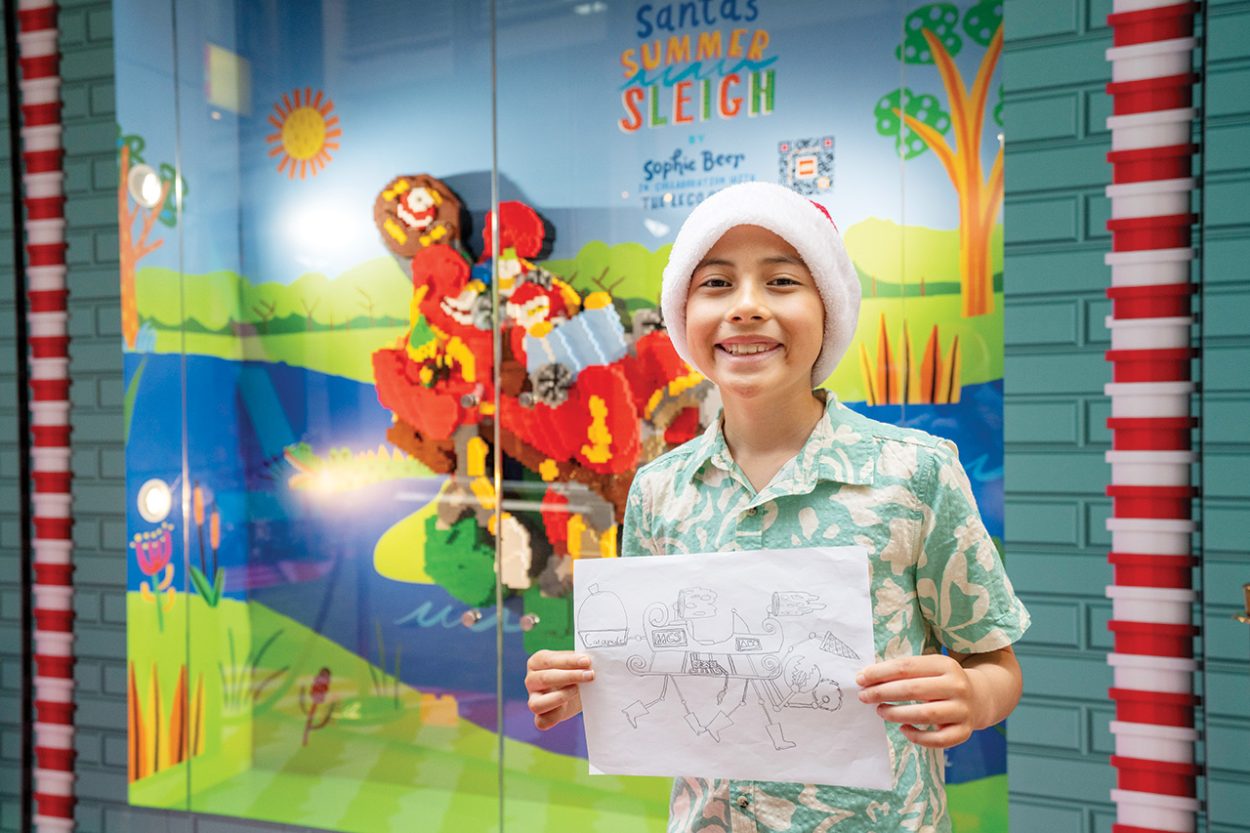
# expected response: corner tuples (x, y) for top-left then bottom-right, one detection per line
(684, 224), (825, 399)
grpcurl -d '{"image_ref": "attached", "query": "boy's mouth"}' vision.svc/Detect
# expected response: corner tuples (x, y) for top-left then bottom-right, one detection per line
(716, 339), (781, 357)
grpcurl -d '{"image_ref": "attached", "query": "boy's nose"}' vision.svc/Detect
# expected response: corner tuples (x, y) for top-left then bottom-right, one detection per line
(727, 286), (769, 322)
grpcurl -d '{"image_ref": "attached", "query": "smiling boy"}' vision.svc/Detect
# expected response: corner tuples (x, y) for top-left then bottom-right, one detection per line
(525, 181), (1029, 832)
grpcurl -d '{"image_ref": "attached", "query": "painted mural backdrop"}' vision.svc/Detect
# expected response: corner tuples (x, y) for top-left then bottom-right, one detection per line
(115, 1), (1004, 831)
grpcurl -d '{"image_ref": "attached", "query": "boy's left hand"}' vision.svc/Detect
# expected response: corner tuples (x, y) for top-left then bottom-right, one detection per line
(855, 654), (979, 749)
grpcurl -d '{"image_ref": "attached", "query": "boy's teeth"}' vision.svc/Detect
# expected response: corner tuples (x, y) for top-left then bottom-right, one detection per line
(723, 343), (773, 355)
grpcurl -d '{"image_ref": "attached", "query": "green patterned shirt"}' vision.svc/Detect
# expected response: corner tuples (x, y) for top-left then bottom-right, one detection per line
(620, 393), (1030, 833)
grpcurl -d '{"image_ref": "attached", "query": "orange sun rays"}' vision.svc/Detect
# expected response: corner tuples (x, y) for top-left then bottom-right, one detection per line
(265, 87), (341, 180)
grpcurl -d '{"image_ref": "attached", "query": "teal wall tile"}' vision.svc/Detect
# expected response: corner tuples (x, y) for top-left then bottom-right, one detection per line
(1007, 551), (1109, 595)
(1085, 601), (1112, 651)
(1003, 248), (1107, 296)
(1005, 401), (1079, 444)
(1084, 192), (1110, 241)
(1209, 776), (1250, 820)
(1208, 666), (1250, 718)
(1206, 176), (1250, 230)
(1004, 352), (1108, 395)
(1005, 196), (1080, 245)
(1006, 451), (1106, 494)
(1085, 0), (1112, 32)
(1004, 93), (1079, 143)
(1207, 7), (1250, 63)
(1011, 703), (1083, 750)
(1016, 653), (1110, 700)
(1005, 144), (1109, 192)
(1083, 297), (1111, 346)
(1006, 499), (1081, 545)
(1004, 0), (1079, 40)
(1009, 799), (1086, 833)
(1085, 396), (1111, 446)
(1006, 754), (1113, 803)
(1207, 720), (1250, 774)
(1206, 557), (1250, 608)
(1204, 288), (1250, 339)
(1004, 40), (1109, 92)
(1084, 88), (1112, 139)
(1005, 299), (1079, 346)
(1088, 705), (1114, 755)
(1206, 612), (1250, 663)
(1207, 123), (1250, 175)
(1205, 454), (1250, 500)
(1019, 600), (1081, 648)
(1207, 65), (1250, 119)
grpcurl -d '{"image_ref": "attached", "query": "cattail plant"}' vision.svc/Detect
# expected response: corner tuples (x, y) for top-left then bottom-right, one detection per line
(188, 483), (224, 606)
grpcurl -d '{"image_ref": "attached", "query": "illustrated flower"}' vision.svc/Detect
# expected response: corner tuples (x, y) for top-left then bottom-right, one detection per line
(133, 522), (176, 630)
(135, 522), (173, 576)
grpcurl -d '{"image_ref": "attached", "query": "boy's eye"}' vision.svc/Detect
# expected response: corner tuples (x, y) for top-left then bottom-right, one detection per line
(770, 276), (802, 286)
(698, 276), (731, 288)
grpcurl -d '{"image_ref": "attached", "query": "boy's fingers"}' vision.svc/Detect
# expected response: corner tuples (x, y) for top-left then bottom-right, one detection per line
(875, 701), (966, 727)
(527, 650), (591, 673)
(897, 722), (972, 749)
(856, 655), (949, 687)
(534, 704), (575, 731)
(525, 668), (594, 693)
(527, 686), (577, 717)
(857, 675), (948, 704)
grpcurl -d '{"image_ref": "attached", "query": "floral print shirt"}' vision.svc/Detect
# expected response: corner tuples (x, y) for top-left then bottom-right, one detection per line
(620, 393), (1030, 833)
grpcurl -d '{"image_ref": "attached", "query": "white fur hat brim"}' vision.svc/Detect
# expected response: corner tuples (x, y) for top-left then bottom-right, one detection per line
(660, 181), (861, 386)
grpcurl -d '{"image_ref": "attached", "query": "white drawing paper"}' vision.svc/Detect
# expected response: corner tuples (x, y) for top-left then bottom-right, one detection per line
(574, 547), (892, 790)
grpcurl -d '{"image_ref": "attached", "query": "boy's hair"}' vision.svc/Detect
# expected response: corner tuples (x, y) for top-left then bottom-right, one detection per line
(660, 182), (861, 386)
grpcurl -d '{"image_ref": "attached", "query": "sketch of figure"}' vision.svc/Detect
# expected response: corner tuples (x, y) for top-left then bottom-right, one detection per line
(608, 586), (857, 751)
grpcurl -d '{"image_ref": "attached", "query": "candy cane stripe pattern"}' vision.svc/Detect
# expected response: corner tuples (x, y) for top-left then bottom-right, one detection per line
(17, 1), (74, 830)
(1102, 3), (1202, 833)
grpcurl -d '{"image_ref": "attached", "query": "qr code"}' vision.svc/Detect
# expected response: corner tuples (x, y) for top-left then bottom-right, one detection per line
(778, 136), (835, 196)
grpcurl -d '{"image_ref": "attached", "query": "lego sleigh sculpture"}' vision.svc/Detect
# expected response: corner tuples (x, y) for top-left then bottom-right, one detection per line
(580, 584), (860, 751)
(369, 173), (714, 612)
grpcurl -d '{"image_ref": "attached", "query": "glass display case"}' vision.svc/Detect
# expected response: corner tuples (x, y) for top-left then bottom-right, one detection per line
(113, 1), (1006, 829)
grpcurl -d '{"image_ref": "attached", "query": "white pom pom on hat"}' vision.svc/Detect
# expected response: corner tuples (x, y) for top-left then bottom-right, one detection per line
(659, 181), (861, 386)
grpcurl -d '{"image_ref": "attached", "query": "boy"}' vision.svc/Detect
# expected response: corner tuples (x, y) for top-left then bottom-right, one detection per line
(525, 182), (1029, 832)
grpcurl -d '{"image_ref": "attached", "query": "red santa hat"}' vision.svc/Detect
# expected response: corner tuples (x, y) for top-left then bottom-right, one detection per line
(659, 181), (861, 386)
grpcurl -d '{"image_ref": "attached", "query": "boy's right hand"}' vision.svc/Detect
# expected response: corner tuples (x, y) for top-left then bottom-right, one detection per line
(525, 650), (594, 730)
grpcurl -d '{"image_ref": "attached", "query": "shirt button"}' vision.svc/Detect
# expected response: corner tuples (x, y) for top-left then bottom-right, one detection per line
(737, 795), (751, 808)
(745, 507), (757, 516)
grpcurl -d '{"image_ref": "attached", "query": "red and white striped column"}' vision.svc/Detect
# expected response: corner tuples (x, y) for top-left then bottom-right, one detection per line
(17, 0), (75, 831)
(1102, 3), (1202, 833)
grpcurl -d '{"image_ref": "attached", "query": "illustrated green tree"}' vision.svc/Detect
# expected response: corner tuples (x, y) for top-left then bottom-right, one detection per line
(873, 0), (1004, 318)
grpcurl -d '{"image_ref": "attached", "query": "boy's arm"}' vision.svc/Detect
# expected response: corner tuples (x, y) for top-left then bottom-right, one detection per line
(857, 644), (1023, 748)
(950, 644), (1023, 731)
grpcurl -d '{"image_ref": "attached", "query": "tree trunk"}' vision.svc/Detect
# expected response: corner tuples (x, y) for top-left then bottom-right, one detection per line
(957, 187), (995, 318)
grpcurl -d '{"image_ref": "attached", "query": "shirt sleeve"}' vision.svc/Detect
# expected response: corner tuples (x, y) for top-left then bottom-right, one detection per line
(915, 440), (1030, 653)
(619, 471), (653, 558)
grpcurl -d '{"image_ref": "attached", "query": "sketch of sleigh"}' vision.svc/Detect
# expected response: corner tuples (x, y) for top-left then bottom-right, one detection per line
(594, 586), (860, 750)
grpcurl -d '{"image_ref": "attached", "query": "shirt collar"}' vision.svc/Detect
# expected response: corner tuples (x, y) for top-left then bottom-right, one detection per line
(675, 392), (877, 490)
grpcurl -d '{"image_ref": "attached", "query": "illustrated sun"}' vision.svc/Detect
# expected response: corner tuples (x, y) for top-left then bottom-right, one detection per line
(266, 88), (341, 180)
